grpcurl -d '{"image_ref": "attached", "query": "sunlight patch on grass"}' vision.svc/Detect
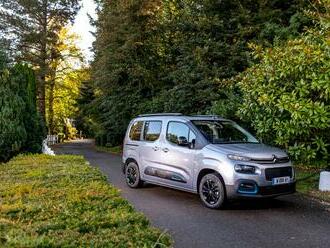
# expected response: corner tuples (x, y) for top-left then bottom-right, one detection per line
(0, 154), (171, 247)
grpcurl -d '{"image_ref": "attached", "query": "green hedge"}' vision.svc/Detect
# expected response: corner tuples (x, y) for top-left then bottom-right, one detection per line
(0, 64), (45, 162)
(0, 155), (172, 247)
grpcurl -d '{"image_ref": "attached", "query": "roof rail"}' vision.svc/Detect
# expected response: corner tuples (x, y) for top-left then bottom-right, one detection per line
(190, 115), (222, 118)
(138, 113), (183, 117)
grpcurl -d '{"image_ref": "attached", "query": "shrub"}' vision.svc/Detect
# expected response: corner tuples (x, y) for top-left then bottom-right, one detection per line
(11, 64), (45, 153)
(237, 29), (330, 162)
(0, 69), (27, 161)
(0, 64), (45, 162)
(0, 46), (8, 70)
(209, 83), (242, 122)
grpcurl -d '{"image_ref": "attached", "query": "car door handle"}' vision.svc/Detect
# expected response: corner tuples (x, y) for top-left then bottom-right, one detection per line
(152, 146), (160, 151)
(162, 147), (169, 153)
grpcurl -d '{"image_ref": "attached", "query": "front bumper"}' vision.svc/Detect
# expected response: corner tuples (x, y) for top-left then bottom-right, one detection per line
(226, 181), (296, 199)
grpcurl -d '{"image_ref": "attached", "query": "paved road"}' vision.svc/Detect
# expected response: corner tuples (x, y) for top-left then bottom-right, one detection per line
(53, 140), (330, 248)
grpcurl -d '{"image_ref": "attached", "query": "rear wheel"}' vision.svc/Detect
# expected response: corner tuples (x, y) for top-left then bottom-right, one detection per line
(199, 173), (226, 209)
(125, 162), (143, 188)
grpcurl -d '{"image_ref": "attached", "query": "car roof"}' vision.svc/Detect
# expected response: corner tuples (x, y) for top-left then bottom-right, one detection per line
(133, 113), (231, 122)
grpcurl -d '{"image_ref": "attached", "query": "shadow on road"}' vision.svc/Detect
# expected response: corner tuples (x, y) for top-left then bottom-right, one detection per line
(142, 182), (296, 210)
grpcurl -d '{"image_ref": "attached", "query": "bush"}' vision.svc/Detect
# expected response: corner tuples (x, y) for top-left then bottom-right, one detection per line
(0, 46), (8, 70)
(12, 64), (45, 153)
(0, 64), (45, 162)
(237, 29), (330, 162)
(0, 69), (27, 161)
(209, 83), (242, 122)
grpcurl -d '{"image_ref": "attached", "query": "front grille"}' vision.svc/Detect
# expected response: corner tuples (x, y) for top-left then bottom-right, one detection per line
(265, 166), (293, 181)
(250, 156), (290, 164)
(259, 183), (296, 195)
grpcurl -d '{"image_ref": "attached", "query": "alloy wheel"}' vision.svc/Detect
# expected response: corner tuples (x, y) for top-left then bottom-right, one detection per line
(199, 173), (226, 209)
(126, 166), (137, 186)
(201, 179), (221, 205)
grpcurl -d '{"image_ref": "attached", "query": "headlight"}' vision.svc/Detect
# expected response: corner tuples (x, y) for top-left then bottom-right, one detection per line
(234, 164), (261, 174)
(228, 154), (251, 161)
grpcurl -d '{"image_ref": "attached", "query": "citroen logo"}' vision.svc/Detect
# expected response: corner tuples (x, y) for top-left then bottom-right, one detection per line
(272, 154), (278, 163)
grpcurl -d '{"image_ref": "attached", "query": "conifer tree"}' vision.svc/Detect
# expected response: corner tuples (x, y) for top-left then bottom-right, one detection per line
(0, 0), (80, 121)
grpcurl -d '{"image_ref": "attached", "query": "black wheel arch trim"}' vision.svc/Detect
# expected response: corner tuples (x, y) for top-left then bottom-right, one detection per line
(197, 169), (226, 196)
(123, 158), (139, 174)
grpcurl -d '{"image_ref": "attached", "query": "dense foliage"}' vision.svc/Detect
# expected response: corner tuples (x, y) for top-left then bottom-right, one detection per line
(46, 28), (84, 135)
(0, 154), (171, 247)
(50, 68), (88, 139)
(86, 0), (309, 147)
(233, 14), (330, 162)
(0, 62), (45, 162)
(0, 0), (80, 121)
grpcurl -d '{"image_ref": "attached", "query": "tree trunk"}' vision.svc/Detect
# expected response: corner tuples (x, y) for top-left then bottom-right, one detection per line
(48, 74), (56, 135)
(37, 69), (47, 124)
(37, 0), (49, 129)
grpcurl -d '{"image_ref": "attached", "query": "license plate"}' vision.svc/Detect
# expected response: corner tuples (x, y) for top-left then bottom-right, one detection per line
(272, 176), (290, 185)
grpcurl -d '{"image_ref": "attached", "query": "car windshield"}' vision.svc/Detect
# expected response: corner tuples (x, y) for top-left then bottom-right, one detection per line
(192, 120), (259, 144)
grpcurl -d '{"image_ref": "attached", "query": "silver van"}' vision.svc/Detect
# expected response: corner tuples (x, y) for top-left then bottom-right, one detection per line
(122, 113), (295, 209)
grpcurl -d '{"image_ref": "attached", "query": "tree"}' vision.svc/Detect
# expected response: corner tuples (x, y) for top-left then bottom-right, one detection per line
(89, 0), (162, 146)
(12, 64), (46, 153)
(0, 0), (80, 122)
(47, 27), (84, 134)
(210, 0), (330, 163)
(0, 69), (26, 162)
(75, 78), (96, 138)
(0, 64), (44, 162)
(0, 45), (8, 71)
(87, 0), (309, 146)
(151, 0), (311, 114)
(51, 68), (88, 138)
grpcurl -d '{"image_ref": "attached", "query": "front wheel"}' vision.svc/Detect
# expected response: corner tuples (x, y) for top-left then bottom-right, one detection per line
(125, 162), (143, 188)
(199, 173), (226, 209)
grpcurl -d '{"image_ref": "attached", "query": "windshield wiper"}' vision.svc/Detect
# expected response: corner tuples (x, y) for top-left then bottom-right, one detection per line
(213, 141), (259, 144)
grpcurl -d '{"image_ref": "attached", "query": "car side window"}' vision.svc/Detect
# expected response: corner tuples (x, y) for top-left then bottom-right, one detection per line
(167, 122), (196, 146)
(129, 121), (143, 141)
(143, 121), (162, 141)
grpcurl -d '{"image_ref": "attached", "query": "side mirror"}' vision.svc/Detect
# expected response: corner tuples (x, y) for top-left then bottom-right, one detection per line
(177, 136), (189, 146)
(189, 139), (196, 149)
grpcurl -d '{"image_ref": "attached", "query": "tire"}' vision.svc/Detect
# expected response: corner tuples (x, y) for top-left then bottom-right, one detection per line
(125, 162), (143, 188)
(199, 173), (226, 209)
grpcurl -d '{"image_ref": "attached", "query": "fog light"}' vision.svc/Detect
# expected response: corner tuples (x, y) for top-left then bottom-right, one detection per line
(238, 181), (258, 194)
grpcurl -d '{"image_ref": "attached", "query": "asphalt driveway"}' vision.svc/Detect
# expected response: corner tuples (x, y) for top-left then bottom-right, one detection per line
(53, 140), (330, 248)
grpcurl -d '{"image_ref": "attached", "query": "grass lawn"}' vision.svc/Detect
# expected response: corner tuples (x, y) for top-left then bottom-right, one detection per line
(96, 145), (122, 155)
(0, 155), (171, 247)
(295, 165), (330, 204)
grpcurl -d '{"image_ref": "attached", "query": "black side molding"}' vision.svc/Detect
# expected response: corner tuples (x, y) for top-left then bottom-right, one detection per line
(144, 166), (187, 183)
(125, 143), (139, 147)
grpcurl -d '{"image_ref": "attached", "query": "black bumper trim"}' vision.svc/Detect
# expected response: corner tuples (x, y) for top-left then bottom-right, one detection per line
(258, 182), (296, 196)
(226, 182), (296, 199)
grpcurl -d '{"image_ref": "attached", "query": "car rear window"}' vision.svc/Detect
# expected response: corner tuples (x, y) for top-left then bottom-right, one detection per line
(129, 121), (143, 141)
(143, 121), (162, 141)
